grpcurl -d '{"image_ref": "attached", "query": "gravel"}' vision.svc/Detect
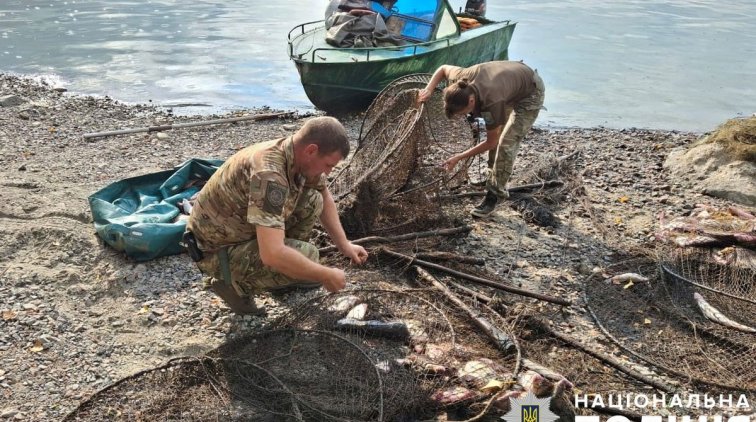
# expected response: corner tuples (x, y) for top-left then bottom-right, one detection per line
(0, 73), (744, 420)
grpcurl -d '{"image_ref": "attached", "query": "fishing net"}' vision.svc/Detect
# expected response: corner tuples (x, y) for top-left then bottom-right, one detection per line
(584, 258), (756, 393)
(274, 282), (523, 420)
(65, 268), (522, 421)
(64, 329), (384, 421)
(506, 151), (584, 228)
(331, 74), (476, 236)
(513, 313), (668, 419)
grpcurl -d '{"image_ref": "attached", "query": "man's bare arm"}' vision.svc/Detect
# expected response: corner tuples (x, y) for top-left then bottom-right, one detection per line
(319, 188), (368, 264)
(256, 225), (346, 292)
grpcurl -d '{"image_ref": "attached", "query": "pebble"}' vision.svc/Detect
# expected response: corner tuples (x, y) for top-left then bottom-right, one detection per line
(0, 73), (723, 420)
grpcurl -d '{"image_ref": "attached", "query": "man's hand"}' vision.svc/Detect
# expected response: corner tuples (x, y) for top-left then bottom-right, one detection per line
(321, 268), (347, 292)
(441, 155), (462, 172)
(416, 88), (432, 105)
(340, 242), (369, 265)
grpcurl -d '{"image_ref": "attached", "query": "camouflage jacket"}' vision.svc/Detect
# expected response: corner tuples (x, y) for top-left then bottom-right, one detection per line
(187, 137), (326, 251)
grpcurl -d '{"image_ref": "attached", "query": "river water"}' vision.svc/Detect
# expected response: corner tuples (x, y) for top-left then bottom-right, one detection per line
(1, 0), (754, 131)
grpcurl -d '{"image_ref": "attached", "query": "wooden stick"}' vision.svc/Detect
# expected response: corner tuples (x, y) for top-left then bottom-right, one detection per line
(448, 279), (493, 304)
(415, 266), (515, 354)
(439, 180), (564, 199)
(521, 358), (570, 383)
(381, 248), (571, 306)
(318, 225), (472, 254)
(415, 251), (485, 265)
(83, 111), (294, 139)
(526, 317), (678, 393)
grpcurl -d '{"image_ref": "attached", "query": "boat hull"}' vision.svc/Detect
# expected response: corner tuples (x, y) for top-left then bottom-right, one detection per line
(292, 22), (516, 113)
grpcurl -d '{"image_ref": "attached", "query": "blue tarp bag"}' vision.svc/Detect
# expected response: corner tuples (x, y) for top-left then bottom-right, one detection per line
(88, 158), (224, 261)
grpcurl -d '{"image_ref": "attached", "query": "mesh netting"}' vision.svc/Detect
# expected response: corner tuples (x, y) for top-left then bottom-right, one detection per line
(332, 75), (475, 236)
(585, 258), (756, 392)
(65, 329), (384, 421)
(273, 280), (522, 420)
(513, 314), (667, 418)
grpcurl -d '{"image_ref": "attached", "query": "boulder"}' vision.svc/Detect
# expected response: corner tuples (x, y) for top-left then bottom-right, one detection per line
(665, 117), (756, 206)
(0, 95), (27, 107)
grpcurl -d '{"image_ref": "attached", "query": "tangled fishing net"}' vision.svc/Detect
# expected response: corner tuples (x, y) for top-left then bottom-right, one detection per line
(585, 257), (756, 393)
(331, 74), (476, 236)
(65, 269), (525, 421)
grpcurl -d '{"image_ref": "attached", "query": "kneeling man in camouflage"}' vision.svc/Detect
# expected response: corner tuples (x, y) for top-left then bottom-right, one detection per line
(185, 116), (368, 314)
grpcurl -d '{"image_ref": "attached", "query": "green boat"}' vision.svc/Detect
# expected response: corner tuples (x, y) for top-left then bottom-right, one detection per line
(288, 0), (516, 113)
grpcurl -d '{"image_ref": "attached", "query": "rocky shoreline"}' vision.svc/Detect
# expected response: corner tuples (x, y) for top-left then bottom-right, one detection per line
(0, 73), (749, 420)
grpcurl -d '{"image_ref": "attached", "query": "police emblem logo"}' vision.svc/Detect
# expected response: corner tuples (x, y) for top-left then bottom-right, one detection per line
(522, 405), (538, 422)
(502, 392), (558, 422)
(262, 181), (287, 215)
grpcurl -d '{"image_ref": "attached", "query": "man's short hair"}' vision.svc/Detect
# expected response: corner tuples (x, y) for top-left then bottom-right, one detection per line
(295, 116), (350, 157)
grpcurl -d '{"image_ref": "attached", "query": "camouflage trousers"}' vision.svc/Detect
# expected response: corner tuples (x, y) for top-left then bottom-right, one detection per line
(486, 71), (545, 198)
(197, 187), (323, 297)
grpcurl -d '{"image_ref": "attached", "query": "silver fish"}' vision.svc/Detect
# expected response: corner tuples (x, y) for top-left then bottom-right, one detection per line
(607, 272), (649, 284)
(345, 303), (368, 320)
(693, 292), (756, 334)
(178, 199), (193, 215)
(328, 295), (362, 313)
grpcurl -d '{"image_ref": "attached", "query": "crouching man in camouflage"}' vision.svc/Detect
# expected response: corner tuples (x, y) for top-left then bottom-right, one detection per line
(185, 116), (368, 315)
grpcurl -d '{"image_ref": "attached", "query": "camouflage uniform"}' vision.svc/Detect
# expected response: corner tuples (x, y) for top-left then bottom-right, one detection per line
(187, 137), (326, 296)
(447, 61), (546, 198)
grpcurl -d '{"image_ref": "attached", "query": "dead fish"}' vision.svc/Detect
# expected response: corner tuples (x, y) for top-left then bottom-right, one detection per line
(517, 370), (554, 398)
(404, 319), (429, 344)
(335, 318), (410, 340)
(422, 363), (452, 376)
(459, 359), (506, 387)
(693, 292), (756, 334)
(522, 358), (574, 389)
(423, 343), (449, 361)
(493, 390), (526, 413)
(345, 303), (368, 320)
(607, 272), (649, 284)
(728, 206), (755, 220)
(328, 295), (362, 313)
(673, 234), (721, 247)
(431, 386), (477, 406)
(178, 199), (193, 215)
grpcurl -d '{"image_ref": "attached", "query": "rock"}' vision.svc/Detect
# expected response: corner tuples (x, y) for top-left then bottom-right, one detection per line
(665, 118), (756, 206)
(1, 409), (18, 418)
(0, 95), (26, 107)
(282, 124), (297, 131)
(156, 132), (169, 140)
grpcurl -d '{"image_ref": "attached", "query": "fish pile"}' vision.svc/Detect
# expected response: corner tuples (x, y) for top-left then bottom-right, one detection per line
(656, 204), (756, 332)
(327, 294), (575, 418)
(656, 204), (756, 251)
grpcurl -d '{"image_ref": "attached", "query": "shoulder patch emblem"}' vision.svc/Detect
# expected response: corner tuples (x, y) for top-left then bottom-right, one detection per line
(481, 111), (494, 125)
(262, 181), (287, 215)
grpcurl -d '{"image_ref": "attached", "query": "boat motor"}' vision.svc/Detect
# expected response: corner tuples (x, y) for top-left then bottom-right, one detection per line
(464, 0), (486, 17)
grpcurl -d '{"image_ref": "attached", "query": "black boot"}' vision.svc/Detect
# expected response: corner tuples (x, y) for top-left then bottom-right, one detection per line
(471, 191), (499, 217)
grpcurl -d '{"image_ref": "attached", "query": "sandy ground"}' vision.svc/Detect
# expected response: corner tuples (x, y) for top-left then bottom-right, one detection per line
(0, 74), (749, 420)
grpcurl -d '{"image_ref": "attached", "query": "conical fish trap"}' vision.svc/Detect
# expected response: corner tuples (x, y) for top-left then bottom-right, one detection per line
(207, 328), (385, 421)
(62, 357), (299, 421)
(585, 258), (756, 392)
(65, 329), (385, 422)
(331, 75), (475, 236)
(277, 287), (521, 419)
(657, 245), (756, 333)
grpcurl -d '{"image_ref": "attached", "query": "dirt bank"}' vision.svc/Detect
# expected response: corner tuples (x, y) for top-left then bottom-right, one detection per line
(0, 74), (746, 420)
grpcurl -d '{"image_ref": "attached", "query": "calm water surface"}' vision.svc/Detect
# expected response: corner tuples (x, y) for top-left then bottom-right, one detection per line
(1, 0), (754, 131)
